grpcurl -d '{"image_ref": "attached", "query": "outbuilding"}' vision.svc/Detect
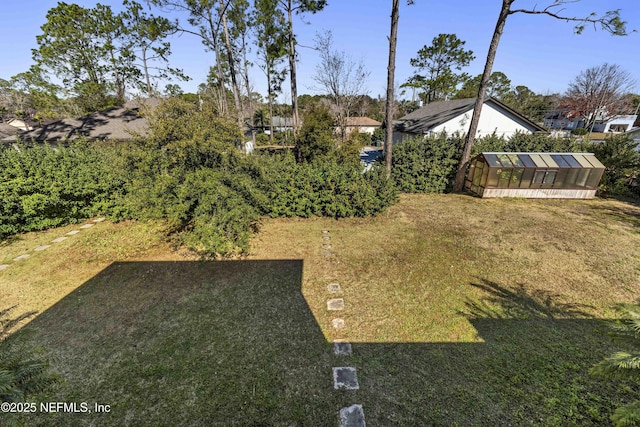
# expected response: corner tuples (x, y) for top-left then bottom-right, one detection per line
(465, 152), (605, 199)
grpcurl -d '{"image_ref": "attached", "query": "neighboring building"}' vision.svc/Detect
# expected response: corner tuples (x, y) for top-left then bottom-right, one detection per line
(544, 109), (637, 133)
(7, 118), (33, 131)
(20, 106), (149, 142)
(262, 116), (294, 134)
(465, 152), (605, 199)
(343, 117), (382, 136)
(592, 115), (637, 133)
(393, 97), (545, 142)
(543, 109), (580, 130)
(0, 123), (20, 143)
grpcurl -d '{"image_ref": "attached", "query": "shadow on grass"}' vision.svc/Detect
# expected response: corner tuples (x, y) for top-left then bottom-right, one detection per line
(14, 260), (341, 427)
(351, 279), (638, 426)
(590, 199), (640, 231)
(9, 268), (640, 427)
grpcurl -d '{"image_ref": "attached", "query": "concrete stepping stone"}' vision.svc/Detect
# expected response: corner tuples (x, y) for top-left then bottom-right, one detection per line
(323, 244), (332, 249)
(93, 217), (106, 222)
(333, 367), (359, 390)
(13, 254), (30, 262)
(328, 283), (341, 293)
(34, 245), (51, 251)
(323, 251), (333, 257)
(66, 230), (81, 236)
(79, 223), (95, 229)
(327, 299), (344, 311)
(323, 236), (331, 241)
(332, 318), (345, 329)
(333, 342), (353, 356)
(51, 237), (67, 243)
(0, 265), (9, 271)
(339, 404), (366, 427)
(322, 230), (330, 234)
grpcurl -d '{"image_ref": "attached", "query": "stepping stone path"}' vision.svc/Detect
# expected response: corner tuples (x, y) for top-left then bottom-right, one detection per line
(333, 367), (359, 390)
(333, 342), (353, 356)
(322, 230), (365, 426)
(328, 283), (341, 293)
(327, 299), (344, 311)
(339, 405), (366, 427)
(332, 318), (345, 329)
(0, 218), (105, 274)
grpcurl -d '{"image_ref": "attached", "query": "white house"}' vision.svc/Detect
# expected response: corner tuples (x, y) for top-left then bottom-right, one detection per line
(544, 108), (637, 133)
(393, 97), (545, 143)
(591, 115), (637, 133)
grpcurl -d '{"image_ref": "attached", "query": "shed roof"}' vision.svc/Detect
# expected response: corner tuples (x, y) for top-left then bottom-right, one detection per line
(478, 152), (605, 169)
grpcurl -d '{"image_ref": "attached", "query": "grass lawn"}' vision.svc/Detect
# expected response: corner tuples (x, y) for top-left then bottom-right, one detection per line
(2, 194), (640, 425)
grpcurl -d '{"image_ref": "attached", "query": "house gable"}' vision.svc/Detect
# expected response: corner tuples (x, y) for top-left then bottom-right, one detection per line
(394, 97), (544, 140)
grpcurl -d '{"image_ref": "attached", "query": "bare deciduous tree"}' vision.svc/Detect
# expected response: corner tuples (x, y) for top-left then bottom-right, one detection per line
(312, 30), (370, 144)
(561, 63), (636, 130)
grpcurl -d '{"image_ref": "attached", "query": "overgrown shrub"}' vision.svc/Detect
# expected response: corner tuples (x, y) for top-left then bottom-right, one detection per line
(0, 142), (127, 239)
(585, 135), (640, 197)
(260, 154), (397, 218)
(295, 104), (337, 163)
(1, 98), (398, 257)
(391, 134), (463, 193)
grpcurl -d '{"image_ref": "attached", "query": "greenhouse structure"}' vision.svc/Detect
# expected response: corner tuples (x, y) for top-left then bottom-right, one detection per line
(465, 152), (605, 199)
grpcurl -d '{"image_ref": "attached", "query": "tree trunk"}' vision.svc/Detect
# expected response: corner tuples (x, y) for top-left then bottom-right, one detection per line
(385, 0), (400, 178)
(142, 44), (152, 96)
(220, 0), (244, 133)
(453, 0), (512, 192)
(287, 1), (300, 140)
(207, 9), (228, 115)
(267, 66), (274, 143)
(241, 34), (256, 145)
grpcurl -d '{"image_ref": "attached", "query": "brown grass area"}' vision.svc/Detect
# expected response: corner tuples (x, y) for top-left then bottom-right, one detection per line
(2, 194), (640, 426)
(249, 194), (640, 344)
(0, 220), (193, 320)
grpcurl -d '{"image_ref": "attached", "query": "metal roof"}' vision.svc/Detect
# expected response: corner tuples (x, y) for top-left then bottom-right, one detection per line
(479, 152), (605, 169)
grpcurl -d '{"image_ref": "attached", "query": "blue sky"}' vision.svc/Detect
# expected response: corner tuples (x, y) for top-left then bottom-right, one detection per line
(2, 0), (639, 101)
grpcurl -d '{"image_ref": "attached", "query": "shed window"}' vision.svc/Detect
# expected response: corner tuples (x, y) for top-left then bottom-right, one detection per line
(543, 171), (557, 185)
(533, 171), (546, 184)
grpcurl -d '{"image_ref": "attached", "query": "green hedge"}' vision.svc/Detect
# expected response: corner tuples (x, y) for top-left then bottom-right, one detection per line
(391, 132), (639, 197)
(0, 142), (126, 239)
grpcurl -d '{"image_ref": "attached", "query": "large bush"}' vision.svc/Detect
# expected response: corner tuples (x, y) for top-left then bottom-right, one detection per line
(0, 142), (126, 239)
(0, 98), (398, 256)
(585, 135), (640, 197)
(391, 133), (463, 193)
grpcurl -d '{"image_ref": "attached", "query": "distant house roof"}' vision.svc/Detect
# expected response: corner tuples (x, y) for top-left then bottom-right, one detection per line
(0, 123), (19, 142)
(346, 117), (382, 127)
(395, 97), (545, 134)
(270, 116), (294, 128)
(20, 106), (149, 142)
